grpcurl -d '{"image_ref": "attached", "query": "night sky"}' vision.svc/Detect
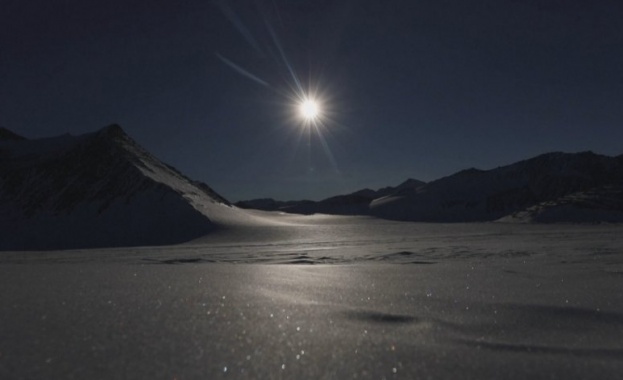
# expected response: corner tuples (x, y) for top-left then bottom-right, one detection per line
(2, 0), (623, 201)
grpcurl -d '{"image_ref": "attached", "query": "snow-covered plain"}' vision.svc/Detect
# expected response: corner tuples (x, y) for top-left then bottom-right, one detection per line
(1, 213), (623, 379)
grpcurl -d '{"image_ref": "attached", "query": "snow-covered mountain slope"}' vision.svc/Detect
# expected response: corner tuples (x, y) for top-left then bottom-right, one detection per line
(499, 184), (623, 223)
(370, 151), (623, 222)
(375, 178), (426, 198)
(0, 125), (263, 250)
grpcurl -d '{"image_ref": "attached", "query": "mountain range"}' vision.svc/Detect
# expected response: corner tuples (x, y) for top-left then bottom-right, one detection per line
(1, 125), (622, 250)
(235, 178), (426, 215)
(238, 152), (623, 223)
(371, 151), (623, 222)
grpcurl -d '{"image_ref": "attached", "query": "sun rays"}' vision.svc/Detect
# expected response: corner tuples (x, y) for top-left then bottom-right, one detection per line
(216, 0), (343, 176)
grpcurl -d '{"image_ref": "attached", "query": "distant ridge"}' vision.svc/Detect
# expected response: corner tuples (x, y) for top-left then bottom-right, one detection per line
(0, 127), (26, 141)
(236, 178), (426, 215)
(371, 151), (623, 222)
(237, 152), (623, 223)
(0, 124), (250, 250)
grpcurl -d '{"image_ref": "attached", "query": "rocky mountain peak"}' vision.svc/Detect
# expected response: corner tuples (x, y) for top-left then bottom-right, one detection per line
(94, 124), (131, 142)
(0, 125), (238, 250)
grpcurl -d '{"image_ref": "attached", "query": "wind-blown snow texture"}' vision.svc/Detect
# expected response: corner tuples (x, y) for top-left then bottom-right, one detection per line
(0, 125), (269, 250)
(1, 219), (622, 379)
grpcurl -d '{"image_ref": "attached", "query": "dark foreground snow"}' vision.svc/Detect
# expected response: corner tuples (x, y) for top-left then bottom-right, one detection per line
(1, 217), (622, 379)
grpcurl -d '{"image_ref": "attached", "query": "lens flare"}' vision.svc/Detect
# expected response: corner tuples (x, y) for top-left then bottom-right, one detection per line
(217, 0), (342, 176)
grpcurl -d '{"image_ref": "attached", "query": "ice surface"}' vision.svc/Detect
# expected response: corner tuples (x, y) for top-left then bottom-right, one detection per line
(1, 217), (622, 379)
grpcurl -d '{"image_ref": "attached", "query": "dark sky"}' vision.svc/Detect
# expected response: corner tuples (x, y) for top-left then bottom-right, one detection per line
(2, 0), (623, 201)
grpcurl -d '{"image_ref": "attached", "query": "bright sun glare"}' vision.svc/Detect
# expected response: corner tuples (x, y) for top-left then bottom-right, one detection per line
(300, 99), (319, 120)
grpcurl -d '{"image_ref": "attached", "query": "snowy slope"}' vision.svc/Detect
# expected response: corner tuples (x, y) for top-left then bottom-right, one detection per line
(370, 152), (623, 222)
(0, 125), (264, 250)
(499, 184), (623, 223)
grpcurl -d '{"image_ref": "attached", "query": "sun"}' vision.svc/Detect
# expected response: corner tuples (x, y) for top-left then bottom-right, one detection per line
(300, 98), (320, 120)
